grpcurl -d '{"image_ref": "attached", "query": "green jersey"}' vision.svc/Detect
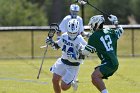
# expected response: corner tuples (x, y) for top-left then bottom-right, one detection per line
(85, 27), (124, 66)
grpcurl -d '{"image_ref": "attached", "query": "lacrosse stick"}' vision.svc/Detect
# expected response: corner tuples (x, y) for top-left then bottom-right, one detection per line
(40, 23), (59, 48)
(37, 23), (59, 79)
(37, 45), (48, 79)
(76, 0), (111, 18)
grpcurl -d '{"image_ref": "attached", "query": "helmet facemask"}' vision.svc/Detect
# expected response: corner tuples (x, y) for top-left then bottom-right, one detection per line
(90, 23), (98, 33)
(67, 19), (80, 40)
(70, 10), (78, 18)
(88, 15), (105, 33)
(68, 31), (78, 40)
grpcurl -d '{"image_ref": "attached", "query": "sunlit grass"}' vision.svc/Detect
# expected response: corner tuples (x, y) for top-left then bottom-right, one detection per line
(0, 58), (140, 93)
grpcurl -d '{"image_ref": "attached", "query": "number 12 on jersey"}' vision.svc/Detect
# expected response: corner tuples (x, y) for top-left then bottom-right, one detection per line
(100, 35), (113, 51)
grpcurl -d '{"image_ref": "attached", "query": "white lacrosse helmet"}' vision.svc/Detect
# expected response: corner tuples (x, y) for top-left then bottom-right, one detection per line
(70, 4), (80, 18)
(88, 15), (105, 31)
(67, 19), (80, 40)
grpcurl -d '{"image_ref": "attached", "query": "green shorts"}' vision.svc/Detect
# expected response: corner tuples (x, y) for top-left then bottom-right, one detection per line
(96, 61), (118, 79)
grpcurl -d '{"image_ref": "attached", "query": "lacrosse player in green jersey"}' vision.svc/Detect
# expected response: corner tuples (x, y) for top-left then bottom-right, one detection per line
(80, 15), (124, 93)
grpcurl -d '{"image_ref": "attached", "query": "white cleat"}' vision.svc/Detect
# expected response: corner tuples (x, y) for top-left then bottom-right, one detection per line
(71, 81), (78, 91)
(75, 79), (79, 83)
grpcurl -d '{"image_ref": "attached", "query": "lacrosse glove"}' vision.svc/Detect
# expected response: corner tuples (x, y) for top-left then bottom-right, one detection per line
(46, 37), (60, 50)
(108, 15), (118, 25)
(45, 37), (54, 45)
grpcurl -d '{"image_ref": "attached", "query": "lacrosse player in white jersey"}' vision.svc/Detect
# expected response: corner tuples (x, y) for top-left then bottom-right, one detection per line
(46, 19), (87, 93)
(57, 4), (90, 40)
(57, 3), (90, 83)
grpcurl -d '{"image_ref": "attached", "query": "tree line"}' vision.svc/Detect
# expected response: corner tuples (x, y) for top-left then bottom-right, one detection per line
(0, 0), (139, 26)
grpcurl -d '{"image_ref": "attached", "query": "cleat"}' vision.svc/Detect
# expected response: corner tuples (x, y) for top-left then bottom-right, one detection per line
(75, 79), (79, 83)
(71, 81), (78, 91)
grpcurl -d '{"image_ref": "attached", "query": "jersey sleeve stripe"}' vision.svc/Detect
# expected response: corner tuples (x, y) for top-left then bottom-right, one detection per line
(115, 26), (124, 39)
(85, 45), (96, 53)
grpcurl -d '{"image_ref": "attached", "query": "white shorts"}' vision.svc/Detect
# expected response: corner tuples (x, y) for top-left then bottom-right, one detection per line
(50, 58), (79, 84)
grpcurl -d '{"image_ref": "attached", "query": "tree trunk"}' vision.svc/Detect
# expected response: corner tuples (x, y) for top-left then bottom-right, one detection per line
(49, 0), (71, 24)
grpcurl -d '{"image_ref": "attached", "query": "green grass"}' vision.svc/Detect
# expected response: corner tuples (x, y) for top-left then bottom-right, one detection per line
(0, 58), (140, 93)
(0, 29), (140, 93)
(0, 29), (140, 58)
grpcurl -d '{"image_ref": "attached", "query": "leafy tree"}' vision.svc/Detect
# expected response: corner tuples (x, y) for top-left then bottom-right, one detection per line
(1, 0), (139, 26)
(94, 0), (132, 24)
(28, 0), (71, 24)
(82, 0), (97, 24)
(47, 0), (71, 24)
(0, 0), (47, 26)
(131, 0), (140, 23)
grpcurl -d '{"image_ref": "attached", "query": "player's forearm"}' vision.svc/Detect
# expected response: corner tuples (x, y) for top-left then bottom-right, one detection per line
(50, 42), (60, 50)
(115, 25), (124, 39)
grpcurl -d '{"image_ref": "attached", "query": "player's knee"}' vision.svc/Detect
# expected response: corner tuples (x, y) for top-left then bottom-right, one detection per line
(52, 77), (59, 84)
(61, 87), (67, 91)
(61, 80), (71, 91)
(91, 72), (99, 84)
(61, 85), (70, 91)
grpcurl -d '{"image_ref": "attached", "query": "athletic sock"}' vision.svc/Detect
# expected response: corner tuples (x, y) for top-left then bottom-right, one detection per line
(101, 89), (108, 93)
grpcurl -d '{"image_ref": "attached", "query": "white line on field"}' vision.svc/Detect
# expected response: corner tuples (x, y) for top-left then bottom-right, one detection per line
(0, 77), (48, 85)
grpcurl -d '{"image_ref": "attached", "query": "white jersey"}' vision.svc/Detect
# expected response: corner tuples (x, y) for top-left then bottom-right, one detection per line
(59, 15), (84, 34)
(56, 32), (87, 63)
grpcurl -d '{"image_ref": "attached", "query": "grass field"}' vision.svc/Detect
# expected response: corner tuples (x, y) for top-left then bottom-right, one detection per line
(0, 57), (140, 93)
(0, 29), (140, 58)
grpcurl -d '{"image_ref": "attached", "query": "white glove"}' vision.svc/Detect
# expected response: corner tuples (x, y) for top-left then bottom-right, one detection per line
(82, 31), (92, 38)
(86, 32), (92, 38)
(78, 0), (87, 5)
(108, 15), (118, 25)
